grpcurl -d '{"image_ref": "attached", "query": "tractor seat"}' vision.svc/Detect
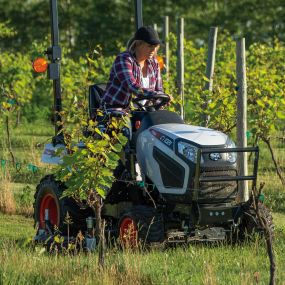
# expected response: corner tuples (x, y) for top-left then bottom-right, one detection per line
(89, 83), (128, 118)
(104, 108), (128, 117)
(89, 83), (106, 119)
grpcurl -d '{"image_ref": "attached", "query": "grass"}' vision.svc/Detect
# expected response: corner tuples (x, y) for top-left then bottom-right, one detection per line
(0, 213), (34, 241)
(0, 120), (54, 149)
(0, 213), (284, 285)
(0, 121), (284, 284)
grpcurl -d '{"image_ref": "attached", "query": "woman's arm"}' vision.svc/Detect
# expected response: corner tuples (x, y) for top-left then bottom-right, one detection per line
(113, 53), (156, 97)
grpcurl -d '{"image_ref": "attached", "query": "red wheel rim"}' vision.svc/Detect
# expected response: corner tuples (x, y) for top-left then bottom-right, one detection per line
(119, 217), (138, 247)
(39, 194), (59, 228)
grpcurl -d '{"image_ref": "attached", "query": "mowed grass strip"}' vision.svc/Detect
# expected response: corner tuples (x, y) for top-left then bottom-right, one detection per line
(0, 213), (284, 285)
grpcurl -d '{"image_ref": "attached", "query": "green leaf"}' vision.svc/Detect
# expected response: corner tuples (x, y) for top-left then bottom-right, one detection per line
(95, 128), (102, 136)
(111, 143), (123, 153)
(117, 133), (128, 145)
(96, 140), (109, 148)
(276, 111), (285, 119)
(208, 102), (217, 109)
(100, 167), (113, 176)
(256, 99), (265, 108)
(87, 57), (95, 64)
(96, 187), (106, 199)
(106, 152), (119, 161)
(102, 133), (110, 140)
(62, 155), (76, 166)
(254, 88), (262, 95)
(202, 75), (210, 82)
(54, 235), (64, 243)
(98, 177), (113, 188)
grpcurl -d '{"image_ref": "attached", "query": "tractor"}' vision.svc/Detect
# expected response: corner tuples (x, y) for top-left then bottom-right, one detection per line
(33, 0), (273, 248)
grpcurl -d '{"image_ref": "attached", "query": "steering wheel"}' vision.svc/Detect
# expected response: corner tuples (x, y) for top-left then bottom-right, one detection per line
(133, 92), (170, 110)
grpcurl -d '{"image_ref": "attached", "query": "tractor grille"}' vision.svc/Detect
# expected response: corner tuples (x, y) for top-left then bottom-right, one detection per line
(153, 147), (185, 188)
(198, 168), (238, 202)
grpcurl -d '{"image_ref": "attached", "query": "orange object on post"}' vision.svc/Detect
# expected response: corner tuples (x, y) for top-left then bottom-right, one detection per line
(32, 57), (48, 73)
(156, 55), (164, 70)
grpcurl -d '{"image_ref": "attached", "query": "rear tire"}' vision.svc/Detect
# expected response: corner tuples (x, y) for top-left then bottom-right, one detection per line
(241, 202), (274, 240)
(118, 205), (164, 248)
(34, 175), (93, 235)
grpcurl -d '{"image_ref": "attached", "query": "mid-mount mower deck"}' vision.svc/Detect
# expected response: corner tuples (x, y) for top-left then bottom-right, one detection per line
(33, 0), (273, 249)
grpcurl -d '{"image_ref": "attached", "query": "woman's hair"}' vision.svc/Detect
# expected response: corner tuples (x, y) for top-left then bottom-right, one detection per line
(127, 38), (144, 52)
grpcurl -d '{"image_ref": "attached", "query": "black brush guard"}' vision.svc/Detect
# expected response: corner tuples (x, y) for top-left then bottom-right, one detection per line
(193, 146), (259, 200)
(191, 147), (259, 226)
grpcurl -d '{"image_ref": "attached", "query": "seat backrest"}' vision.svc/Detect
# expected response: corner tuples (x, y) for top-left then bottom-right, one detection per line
(88, 84), (106, 119)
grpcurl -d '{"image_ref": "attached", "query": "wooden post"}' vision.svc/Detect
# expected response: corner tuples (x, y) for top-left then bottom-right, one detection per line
(153, 23), (157, 32)
(236, 38), (248, 202)
(134, 0), (143, 30)
(177, 18), (184, 120)
(163, 16), (169, 78)
(203, 27), (218, 126)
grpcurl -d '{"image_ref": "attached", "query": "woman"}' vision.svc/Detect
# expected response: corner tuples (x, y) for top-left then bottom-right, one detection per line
(101, 26), (168, 109)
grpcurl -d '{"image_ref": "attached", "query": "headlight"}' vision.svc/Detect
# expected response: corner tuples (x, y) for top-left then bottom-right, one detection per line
(225, 137), (237, 163)
(177, 142), (201, 163)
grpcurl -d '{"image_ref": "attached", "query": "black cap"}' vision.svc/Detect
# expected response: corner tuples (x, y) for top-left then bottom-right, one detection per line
(134, 26), (161, 45)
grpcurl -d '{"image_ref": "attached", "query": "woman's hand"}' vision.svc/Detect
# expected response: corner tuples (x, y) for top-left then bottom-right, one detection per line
(155, 92), (172, 109)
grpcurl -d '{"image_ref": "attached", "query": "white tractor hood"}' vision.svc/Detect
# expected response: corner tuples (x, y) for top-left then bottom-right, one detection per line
(151, 123), (228, 147)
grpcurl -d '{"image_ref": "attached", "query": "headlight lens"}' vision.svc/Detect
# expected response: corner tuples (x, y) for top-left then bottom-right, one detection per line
(177, 142), (200, 163)
(178, 139), (236, 163)
(225, 138), (237, 163)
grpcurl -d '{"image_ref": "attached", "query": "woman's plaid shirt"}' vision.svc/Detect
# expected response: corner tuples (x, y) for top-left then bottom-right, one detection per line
(101, 51), (163, 107)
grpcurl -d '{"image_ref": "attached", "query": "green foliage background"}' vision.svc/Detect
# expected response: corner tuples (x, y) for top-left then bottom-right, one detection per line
(1, 18), (285, 144)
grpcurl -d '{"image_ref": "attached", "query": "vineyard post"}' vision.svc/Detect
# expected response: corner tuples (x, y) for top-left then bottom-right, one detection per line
(203, 27), (218, 127)
(153, 23), (157, 32)
(134, 0), (143, 30)
(177, 17), (184, 120)
(236, 38), (249, 202)
(163, 16), (169, 78)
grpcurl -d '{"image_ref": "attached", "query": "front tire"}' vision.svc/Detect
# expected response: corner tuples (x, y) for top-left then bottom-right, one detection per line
(241, 202), (274, 240)
(118, 205), (164, 248)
